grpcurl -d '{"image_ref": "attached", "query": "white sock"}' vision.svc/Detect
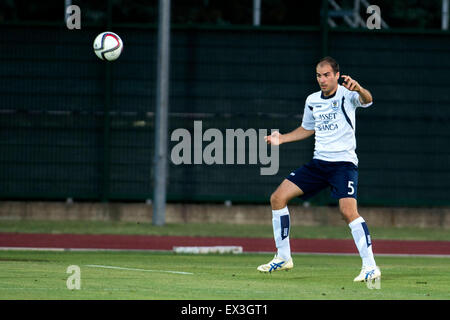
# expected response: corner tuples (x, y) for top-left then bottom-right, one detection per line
(349, 216), (376, 268)
(272, 206), (291, 261)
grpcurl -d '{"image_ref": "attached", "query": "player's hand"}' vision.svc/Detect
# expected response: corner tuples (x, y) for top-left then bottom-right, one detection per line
(341, 75), (361, 92)
(264, 131), (282, 146)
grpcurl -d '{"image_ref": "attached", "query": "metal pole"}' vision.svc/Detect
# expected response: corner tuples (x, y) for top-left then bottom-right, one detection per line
(153, 0), (171, 226)
(443, 0), (449, 30)
(353, 0), (360, 28)
(64, 0), (71, 23)
(253, 0), (261, 26)
(102, 0), (113, 202)
(321, 0), (329, 57)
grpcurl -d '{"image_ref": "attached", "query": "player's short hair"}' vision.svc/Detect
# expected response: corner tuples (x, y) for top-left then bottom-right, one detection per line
(317, 56), (339, 74)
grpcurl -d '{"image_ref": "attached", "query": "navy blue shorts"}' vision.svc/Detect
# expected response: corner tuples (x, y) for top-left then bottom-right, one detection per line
(286, 159), (358, 200)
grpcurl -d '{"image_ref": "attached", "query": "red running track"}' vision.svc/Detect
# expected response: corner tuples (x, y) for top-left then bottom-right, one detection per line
(0, 233), (450, 255)
(0, 233), (449, 256)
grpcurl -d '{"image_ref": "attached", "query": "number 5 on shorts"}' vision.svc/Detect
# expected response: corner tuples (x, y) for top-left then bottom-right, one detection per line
(348, 181), (355, 195)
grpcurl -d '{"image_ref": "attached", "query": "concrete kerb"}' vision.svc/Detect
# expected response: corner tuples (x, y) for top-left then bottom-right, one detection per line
(0, 201), (449, 228)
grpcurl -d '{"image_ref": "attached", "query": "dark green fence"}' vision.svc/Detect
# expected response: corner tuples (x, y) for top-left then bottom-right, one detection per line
(1, 24), (449, 206)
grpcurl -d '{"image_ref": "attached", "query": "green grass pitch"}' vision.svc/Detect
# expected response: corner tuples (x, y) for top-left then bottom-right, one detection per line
(1, 220), (450, 241)
(1, 250), (449, 300)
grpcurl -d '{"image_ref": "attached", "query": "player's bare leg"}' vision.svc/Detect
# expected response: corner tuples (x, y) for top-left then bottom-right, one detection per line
(340, 197), (381, 282)
(338, 197), (360, 224)
(270, 179), (304, 210)
(257, 180), (303, 273)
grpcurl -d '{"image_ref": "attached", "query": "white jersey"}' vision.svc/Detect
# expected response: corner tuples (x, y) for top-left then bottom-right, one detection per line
(301, 85), (372, 166)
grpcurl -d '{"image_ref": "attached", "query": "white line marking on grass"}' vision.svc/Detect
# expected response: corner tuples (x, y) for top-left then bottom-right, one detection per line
(84, 264), (194, 275)
(1, 247), (449, 258)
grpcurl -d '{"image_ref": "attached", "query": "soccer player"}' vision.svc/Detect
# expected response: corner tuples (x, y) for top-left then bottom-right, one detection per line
(257, 56), (381, 282)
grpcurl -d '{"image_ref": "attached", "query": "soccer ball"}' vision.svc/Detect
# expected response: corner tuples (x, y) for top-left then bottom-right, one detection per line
(93, 31), (123, 61)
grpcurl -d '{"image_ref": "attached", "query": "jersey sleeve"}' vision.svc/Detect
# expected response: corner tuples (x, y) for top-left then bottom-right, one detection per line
(301, 98), (315, 130)
(349, 91), (373, 109)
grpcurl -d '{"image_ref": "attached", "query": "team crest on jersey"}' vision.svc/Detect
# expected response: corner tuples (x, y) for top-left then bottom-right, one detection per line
(331, 100), (339, 111)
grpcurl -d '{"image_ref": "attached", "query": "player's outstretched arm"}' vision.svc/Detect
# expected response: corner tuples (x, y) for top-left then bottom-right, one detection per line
(264, 126), (315, 146)
(341, 75), (373, 104)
